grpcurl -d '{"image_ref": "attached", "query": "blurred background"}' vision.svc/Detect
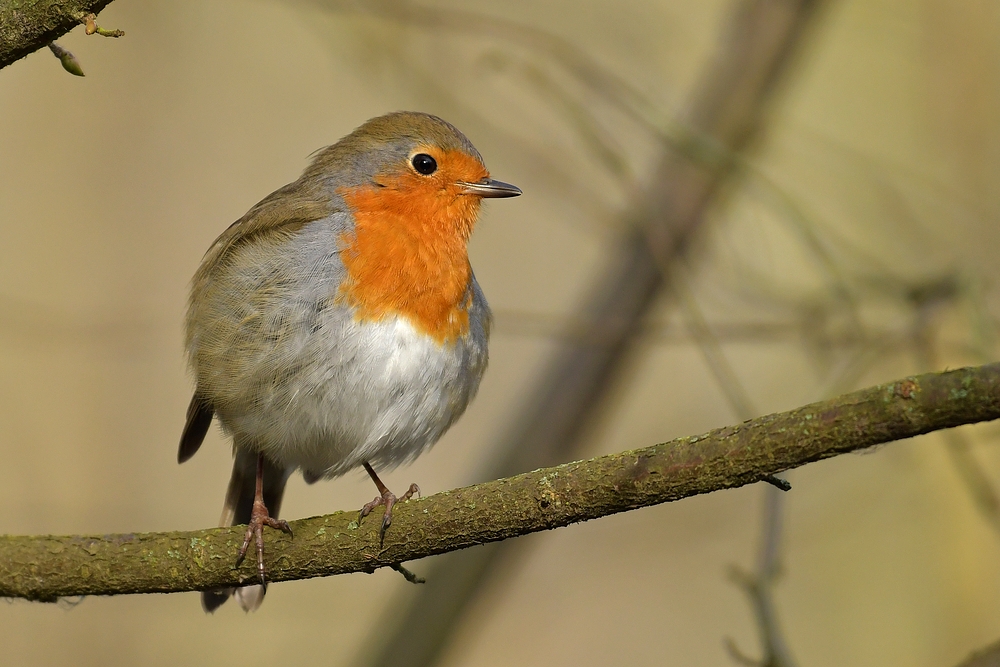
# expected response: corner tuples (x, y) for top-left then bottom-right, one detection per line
(2, 0), (1000, 665)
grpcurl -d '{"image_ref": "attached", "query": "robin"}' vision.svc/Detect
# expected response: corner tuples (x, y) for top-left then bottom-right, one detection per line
(177, 111), (521, 612)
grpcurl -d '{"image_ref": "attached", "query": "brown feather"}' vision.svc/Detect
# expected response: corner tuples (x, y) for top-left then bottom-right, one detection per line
(178, 394), (213, 464)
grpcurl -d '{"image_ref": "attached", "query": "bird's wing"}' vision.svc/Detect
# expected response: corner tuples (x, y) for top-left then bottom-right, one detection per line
(194, 178), (341, 285)
(180, 178), (342, 465)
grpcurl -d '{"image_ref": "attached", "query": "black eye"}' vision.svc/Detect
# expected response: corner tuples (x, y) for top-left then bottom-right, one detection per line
(412, 153), (437, 175)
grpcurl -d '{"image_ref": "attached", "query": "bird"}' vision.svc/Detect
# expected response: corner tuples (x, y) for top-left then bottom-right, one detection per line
(177, 111), (521, 612)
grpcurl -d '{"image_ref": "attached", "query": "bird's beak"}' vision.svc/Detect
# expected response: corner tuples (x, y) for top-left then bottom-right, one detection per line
(458, 178), (522, 198)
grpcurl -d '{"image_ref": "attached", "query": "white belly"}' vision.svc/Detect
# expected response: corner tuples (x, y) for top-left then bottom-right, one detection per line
(216, 314), (487, 478)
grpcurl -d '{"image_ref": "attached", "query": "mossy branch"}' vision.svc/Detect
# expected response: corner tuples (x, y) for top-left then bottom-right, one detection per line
(0, 0), (116, 70)
(2, 363), (1000, 601)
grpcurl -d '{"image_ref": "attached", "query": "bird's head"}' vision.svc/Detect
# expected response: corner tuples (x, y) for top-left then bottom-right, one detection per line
(306, 111), (520, 242)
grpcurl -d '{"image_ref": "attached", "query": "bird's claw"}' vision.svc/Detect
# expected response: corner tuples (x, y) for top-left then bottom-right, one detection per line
(359, 483), (420, 546)
(235, 498), (293, 585)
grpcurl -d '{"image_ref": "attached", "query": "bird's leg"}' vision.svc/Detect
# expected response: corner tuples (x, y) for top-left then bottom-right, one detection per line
(359, 461), (420, 545)
(234, 453), (293, 585)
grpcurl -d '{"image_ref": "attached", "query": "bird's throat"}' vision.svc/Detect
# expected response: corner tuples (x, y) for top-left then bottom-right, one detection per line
(336, 183), (480, 343)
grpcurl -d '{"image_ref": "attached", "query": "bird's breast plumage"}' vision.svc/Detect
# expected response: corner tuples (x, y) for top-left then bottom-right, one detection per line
(333, 155), (485, 344)
(186, 212), (491, 478)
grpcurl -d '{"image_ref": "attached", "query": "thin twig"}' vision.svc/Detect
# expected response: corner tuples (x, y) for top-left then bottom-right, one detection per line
(81, 13), (124, 37)
(910, 285), (1000, 535)
(671, 268), (798, 667)
(390, 563), (426, 584)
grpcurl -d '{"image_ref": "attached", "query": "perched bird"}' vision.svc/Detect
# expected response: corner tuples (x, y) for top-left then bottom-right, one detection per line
(178, 111), (520, 612)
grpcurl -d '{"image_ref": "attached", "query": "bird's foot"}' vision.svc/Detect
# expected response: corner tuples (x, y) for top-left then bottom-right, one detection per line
(359, 483), (420, 545)
(234, 496), (293, 585)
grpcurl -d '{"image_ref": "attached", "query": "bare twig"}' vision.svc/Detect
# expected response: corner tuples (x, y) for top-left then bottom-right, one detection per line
(390, 563), (426, 585)
(724, 486), (799, 667)
(672, 271), (798, 667)
(81, 12), (123, 37)
(673, 269), (758, 420)
(910, 281), (1000, 535)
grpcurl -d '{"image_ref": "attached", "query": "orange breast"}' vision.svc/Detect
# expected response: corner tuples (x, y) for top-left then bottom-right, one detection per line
(336, 155), (486, 343)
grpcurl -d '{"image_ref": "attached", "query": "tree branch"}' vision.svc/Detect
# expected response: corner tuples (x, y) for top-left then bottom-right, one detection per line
(0, 0), (115, 70)
(2, 363), (999, 601)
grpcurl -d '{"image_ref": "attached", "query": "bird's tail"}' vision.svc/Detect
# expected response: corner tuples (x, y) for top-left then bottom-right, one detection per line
(202, 448), (291, 613)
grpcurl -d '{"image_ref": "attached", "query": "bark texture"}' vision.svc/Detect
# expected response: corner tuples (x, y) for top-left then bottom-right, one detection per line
(0, 0), (115, 70)
(2, 363), (999, 601)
